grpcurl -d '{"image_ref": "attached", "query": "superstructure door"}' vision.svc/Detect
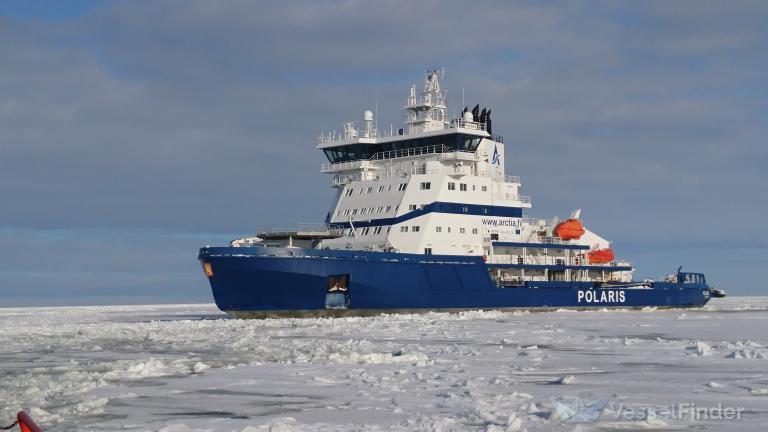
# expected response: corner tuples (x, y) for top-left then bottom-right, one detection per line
(325, 274), (350, 309)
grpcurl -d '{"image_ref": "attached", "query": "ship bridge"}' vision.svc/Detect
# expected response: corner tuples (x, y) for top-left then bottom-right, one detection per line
(319, 130), (492, 165)
(317, 68), (502, 165)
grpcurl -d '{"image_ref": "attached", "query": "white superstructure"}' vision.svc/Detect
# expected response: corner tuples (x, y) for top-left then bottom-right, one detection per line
(309, 70), (632, 284)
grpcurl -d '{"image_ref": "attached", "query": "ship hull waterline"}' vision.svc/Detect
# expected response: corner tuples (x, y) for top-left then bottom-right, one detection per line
(200, 247), (711, 318)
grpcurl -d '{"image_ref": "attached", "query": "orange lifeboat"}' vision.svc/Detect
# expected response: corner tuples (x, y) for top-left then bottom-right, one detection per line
(554, 219), (585, 240)
(587, 248), (615, 264)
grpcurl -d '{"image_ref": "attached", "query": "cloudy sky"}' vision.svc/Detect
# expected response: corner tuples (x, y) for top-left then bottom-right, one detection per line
(1, 0), (766, 306)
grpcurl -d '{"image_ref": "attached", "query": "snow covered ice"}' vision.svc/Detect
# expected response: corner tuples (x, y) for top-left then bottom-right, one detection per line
(1, 298), (768, 431)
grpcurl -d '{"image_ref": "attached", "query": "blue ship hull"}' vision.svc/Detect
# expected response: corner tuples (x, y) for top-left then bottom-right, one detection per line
(199, 247), (711, 318)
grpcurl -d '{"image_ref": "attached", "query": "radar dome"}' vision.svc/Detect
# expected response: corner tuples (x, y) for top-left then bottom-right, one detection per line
(462, 111), (474, 122)
(363, 110), (374, 121)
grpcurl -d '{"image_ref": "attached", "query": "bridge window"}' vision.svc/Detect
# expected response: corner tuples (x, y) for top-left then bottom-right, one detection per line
(366, 187), (373, 193)
(460, 184), (467, 191)
(482, 186), (487, 192)
(345, 188), (354, 197)
(398, 183), (408, 191)
(378, 186), (385, 192)
(400, 226), (408, 232)
(448, 182), (456, 191)
(424, 248), (432, 255)
(323, 144), (372, 163)
(373, 226), (382, 234)
(457, 135), (482, 151)
(412, 226), (420, 232)
(420, 182), (431, 190)
(436, 226), (442, 233)
(385, 205), (392, 212)
(408, 204), (417, 211)
(323, 134), (484, 164)
(472, 228), (478, 234)
(460, 228), (466, 234)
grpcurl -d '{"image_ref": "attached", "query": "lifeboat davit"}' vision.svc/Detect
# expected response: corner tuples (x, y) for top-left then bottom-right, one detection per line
(554, 219), (585, 240)
(588, 248), (615, 264)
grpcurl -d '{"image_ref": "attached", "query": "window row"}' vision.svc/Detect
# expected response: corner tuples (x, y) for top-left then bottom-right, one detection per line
(353, 203), (493, 217)
(407, 204), (427, 211)
(339, 205), (398, 217)
(435, 227), (479, 234)
(344, 183), (408, 197)
(323, 134), (483, 164)
(343, 181), (488, 198)
(447, 182), (487, 192)
(346, 224), (481, 236)
(399, 226), (421, 233)
(352, 226), (387, 236)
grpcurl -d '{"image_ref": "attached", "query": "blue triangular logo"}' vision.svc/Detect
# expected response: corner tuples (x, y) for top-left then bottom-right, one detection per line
(491, 145), (501, 165)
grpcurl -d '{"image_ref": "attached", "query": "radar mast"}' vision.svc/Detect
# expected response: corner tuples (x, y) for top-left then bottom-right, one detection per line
(405, 69), (448, 134)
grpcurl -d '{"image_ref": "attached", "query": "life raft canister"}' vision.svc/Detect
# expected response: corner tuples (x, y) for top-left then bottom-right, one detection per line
(587, 248), (615, 264)
(553, 219), (585, 240)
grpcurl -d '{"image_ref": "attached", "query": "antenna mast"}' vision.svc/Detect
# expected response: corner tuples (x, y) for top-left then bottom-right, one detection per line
(404, 68), (448, 134)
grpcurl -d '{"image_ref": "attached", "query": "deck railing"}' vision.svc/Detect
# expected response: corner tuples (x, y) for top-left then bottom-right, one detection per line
(369, 144), (449, 161)
(320, 159), (378, 172)
(255, 223), (345, 237)
(319, 119), (504, 145)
